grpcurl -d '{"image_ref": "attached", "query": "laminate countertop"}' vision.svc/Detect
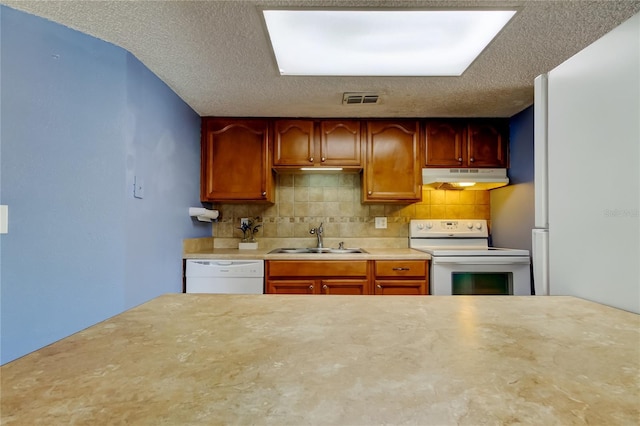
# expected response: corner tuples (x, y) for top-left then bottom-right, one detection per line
(2, 295), (638, 425)
(183, 247), (431, 260)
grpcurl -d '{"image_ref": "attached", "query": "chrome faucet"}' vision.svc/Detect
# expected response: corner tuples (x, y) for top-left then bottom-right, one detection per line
(309, 222), (324, 248)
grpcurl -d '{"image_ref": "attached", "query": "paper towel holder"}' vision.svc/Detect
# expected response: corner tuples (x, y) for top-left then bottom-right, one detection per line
(188, 207), (219, 223)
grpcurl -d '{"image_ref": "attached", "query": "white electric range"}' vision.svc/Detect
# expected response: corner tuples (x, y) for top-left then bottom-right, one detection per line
(409, 219), (531, 295)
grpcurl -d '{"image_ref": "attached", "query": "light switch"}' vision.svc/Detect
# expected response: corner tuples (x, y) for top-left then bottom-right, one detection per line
(375, 216), (387, 229)
(134, 176), (144, 199)
(0, 205), (7, 234)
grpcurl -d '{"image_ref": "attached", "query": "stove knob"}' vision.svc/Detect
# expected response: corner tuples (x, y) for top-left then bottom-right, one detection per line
(417, 224), (424, 230)
(475, 222), (483, 230)
(466, 222), (474, 229)
(426, 222), (433, 229)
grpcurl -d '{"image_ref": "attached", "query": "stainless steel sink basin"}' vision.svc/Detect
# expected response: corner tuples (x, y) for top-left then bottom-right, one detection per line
(269, 248), (367, 254)
(326, 248), (366, 254)
(274, 248), (314, 253)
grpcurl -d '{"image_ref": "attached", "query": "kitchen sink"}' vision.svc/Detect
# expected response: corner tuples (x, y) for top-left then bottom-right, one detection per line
(269, 248), (368, 254)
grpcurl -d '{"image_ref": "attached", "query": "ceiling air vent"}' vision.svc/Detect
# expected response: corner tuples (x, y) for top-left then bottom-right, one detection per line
(342, 92), (380, 105)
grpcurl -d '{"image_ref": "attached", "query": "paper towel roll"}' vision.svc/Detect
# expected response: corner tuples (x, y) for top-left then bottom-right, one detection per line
(189, 207), (219, 222)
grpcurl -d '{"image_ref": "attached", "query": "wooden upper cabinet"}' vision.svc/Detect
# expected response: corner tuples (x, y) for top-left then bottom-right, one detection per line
(319, 120), (362, 167)
(362, 120), (422, 203)
(272, 119), (362, 169)
(200, 118), (274, 203)
(467, 120), (509, 168)
(424, 119), (509, 168)
(272, 119), (315, 166)
(424, 120), (467, 167)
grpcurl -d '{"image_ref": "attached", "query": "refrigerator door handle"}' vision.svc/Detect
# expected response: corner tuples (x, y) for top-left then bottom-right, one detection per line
(534, 74), (549, 229)
(532, 229), (550, 295)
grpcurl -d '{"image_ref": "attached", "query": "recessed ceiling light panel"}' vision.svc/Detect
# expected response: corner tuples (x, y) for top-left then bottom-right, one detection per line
(263, 9), (516, 76)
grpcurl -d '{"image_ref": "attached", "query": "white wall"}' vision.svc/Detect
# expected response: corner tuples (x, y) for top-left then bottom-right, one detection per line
(547, 12), (639, 313)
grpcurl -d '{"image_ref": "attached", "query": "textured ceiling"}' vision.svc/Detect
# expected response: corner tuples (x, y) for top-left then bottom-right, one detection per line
(3, 0), (640, 118)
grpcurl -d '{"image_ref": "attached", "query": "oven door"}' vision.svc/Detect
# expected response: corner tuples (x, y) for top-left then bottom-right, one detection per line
(431, 256), (531, 295)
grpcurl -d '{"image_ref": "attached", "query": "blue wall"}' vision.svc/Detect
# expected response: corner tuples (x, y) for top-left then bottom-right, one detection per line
(490, 106), (535, 251)
(0, 6), (207, 364)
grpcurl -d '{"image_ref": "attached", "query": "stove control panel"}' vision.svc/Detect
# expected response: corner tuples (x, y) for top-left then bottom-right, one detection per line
(410, 219), (488, 238)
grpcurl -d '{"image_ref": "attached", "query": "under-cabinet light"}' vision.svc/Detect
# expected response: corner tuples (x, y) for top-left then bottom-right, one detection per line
(262, 9), (517, 76)
(299, 167), (343, 171)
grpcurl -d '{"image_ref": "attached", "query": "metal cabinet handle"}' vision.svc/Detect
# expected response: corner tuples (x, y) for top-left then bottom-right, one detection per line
(368, 191), (372, 195)
(309, 284), (314, 290)
(458, 157), (463, 162)
(376, 284), (382, 289)
(392, 267), (410, 271)
(309, 157), (314, 162)
(321, 157), (326, 162)
(322, 284), (328, 290)
(470, 157), (475, 162)
(261, 191), (267, 196)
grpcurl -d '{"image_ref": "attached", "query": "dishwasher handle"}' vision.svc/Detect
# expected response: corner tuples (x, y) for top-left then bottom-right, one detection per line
(186, 259), (264, 278)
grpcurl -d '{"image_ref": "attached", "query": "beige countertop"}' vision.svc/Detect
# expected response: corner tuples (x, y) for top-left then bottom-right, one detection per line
(2, 294), (638, 425)
(184, 247), (431, 260)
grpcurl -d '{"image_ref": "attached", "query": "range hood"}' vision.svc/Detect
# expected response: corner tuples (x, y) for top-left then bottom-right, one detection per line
(422, 168), (509, 190)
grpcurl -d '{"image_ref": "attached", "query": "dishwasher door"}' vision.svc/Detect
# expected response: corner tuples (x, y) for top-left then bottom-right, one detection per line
(185, 259), (264, 294)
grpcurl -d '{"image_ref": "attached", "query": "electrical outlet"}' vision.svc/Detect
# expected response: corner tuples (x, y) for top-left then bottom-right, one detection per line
(240, 218), (249, 227)
(375, 217), (387, 229)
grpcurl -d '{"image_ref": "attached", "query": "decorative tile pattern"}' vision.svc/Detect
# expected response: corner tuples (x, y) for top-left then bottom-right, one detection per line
(211, 174), (491, 240)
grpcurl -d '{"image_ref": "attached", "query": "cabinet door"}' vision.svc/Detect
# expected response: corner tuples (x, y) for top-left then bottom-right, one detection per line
(266, 279), (317, 294)
(467, 120), (509, 168)
(201, 118), (272, 202)
(319, 120), (362, 167)
(424, 120), (467, 167)
(374, 280), (427, 295)
(363, 121), (422, 203)
(272, 120), (315, 166)
(320, 279), (369, 295)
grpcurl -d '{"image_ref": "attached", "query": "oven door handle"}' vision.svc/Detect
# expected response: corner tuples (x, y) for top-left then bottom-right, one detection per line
(432, 257), (530, 265)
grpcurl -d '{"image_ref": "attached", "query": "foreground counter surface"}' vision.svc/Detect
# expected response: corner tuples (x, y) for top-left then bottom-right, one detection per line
(1, 295), (638, 425)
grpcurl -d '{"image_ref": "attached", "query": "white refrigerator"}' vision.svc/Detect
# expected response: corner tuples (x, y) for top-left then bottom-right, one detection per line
(532, 74), (550, 297)
(532, 12), (640, 314)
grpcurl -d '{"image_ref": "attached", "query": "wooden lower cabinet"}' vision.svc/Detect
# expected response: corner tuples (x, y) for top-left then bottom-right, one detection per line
(265, 260), (369, 295)
(374, 280), (427, 295)
(268, 279), (317, 294)
(265, 259), (429, 295)
(320, 279), (369, 295)
(373, 260), (429, 295)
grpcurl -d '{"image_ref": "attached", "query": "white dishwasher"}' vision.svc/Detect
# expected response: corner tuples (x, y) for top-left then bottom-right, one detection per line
(185, 259), (264, 294)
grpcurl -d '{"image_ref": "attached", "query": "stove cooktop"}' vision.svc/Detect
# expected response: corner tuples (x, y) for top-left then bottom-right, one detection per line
(409, 219), (530, 257)
(414, 246), (530, 257)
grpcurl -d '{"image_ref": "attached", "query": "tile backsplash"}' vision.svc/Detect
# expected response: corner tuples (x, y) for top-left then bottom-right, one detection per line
(210, 174), (490, 247)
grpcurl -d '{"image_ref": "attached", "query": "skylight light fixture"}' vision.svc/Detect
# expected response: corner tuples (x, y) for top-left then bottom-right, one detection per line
(262, 9), (516, 76)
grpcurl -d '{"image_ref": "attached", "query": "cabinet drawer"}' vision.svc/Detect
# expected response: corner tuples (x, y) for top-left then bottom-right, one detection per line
(267, 260), (368, 277)
(374, 260), (426, 277)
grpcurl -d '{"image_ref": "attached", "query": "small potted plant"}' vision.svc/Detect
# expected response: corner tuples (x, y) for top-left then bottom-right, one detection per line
(238, 218), (261, 249)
